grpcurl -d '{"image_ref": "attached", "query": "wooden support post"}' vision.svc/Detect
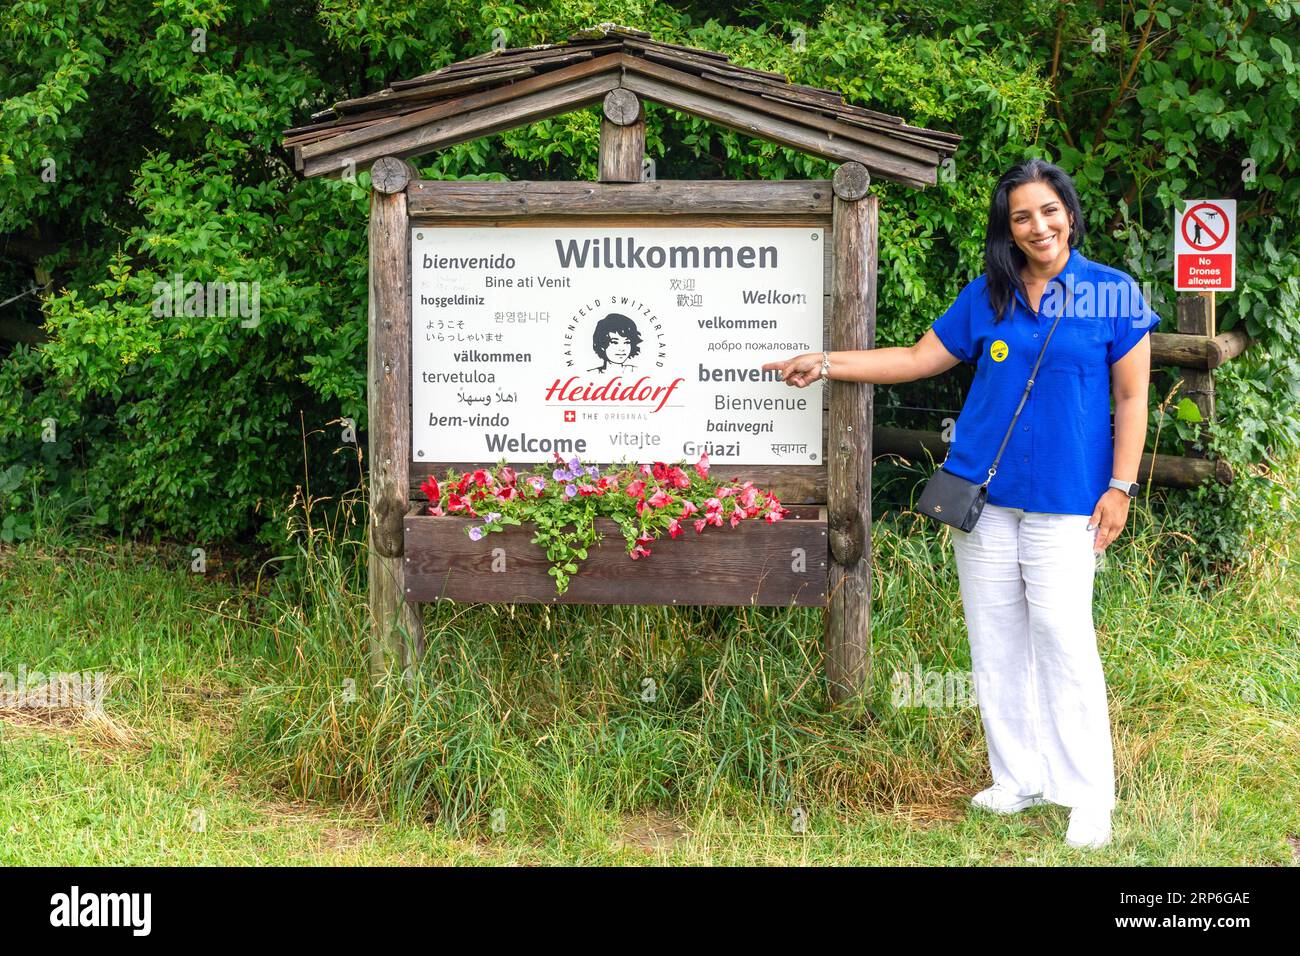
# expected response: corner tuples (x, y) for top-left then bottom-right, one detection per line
(368, 156), (425, 679)
(1176, 291), (1216, 458)
(826, 162), (876, 705)
(598, 89), (644, 182)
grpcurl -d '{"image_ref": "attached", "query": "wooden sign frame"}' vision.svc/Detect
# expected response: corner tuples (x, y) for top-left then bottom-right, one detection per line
(366, 119), (878, 703)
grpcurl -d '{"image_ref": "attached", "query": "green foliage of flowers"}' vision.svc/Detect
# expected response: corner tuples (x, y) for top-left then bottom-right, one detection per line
(420, 452), (788, 594)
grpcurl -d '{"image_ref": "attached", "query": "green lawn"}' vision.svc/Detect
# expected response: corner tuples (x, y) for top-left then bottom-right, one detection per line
(1, 478), (1296, 866)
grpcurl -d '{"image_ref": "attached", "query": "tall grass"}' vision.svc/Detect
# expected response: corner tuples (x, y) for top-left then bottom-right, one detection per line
(230, 461), (1300, 841)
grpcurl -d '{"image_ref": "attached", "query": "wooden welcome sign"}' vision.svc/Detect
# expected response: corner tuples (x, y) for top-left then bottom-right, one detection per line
(280, 25), (960, 702)
(402, 186), (834, 603)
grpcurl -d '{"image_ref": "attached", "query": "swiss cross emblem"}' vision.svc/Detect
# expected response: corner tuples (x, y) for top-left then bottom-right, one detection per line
(563, 410), (576, 422)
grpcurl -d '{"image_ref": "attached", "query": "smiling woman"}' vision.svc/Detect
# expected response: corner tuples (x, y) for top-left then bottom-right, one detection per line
(762, 157), (1160, 850)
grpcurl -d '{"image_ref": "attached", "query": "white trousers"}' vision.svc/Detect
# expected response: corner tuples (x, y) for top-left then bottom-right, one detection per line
(950, 502), (1116, 811)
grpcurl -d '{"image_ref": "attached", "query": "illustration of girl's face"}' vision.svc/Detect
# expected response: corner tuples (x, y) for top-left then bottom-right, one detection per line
(604, 331), (632, 364)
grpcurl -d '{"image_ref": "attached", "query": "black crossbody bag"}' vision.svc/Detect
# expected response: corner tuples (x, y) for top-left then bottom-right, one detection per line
(917, 305), (1066, 532)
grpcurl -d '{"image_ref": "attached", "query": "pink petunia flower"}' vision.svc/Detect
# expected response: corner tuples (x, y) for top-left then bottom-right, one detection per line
(630, 533), (654, 559)
(647, 489), (673, 509)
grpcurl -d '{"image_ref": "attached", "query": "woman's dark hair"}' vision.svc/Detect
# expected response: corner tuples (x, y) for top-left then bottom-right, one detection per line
(984, 158), (1086, 323)
(592, 312), (642, 368)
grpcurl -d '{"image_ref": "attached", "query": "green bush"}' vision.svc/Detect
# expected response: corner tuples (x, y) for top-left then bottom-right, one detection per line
(1, 0), (1296, 565)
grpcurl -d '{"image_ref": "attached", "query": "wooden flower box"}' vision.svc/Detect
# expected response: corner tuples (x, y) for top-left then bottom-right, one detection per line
(403, 503), (828, 606)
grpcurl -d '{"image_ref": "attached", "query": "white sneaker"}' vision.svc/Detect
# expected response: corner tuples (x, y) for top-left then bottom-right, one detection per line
(970, 783), (1047, 814)
(1065, 806), (1112, 849)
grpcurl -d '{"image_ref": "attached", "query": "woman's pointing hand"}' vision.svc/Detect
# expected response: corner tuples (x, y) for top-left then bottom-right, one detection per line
(762, 353), (824, 388)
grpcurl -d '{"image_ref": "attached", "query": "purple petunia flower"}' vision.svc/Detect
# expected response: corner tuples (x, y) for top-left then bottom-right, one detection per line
(564, 484), (577, 498)
(484, 512), (501, 524)
(568, 456), (582, 473)
(586, 465), (600, 477)
(468, 526), (484, 541)
(553, 468), (571, 482)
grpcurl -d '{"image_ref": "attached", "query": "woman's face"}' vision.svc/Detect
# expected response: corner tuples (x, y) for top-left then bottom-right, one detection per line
(1008, 180), (1072, 269)
(604, 331), (632, 364)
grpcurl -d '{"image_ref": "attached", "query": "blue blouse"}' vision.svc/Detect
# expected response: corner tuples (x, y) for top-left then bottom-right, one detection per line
(928, 246), (1159, 515)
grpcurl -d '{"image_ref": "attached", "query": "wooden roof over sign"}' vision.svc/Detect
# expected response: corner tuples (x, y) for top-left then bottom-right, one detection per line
(282, 22), (962, 188)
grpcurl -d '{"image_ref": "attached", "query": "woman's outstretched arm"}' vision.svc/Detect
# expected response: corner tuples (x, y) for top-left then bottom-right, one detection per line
(761, 329), (963, 387)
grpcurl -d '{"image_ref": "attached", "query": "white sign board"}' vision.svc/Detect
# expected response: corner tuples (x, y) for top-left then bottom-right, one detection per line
(1175, 198), (1235, 291)
(411, 226), (825, 466)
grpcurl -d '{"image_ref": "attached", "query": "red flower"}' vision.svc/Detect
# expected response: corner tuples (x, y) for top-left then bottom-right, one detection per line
(420, 475), (440, 504)
(447, 491), (470, 513)
(694, 452), (710, 478)
(652, 461), (669, 482)
(630, 533), (654, 559)
(499, 466), (517, 486)
(577, 483), (598, 496)
(626, 479), (647, 498)
(472, 469), (490, 487)
(457, 473), (472, 494)
(679, 500), (698, 518)
(729, 503), (746, 528)
(669, 467), (691, 489)
(667, 517), (683, 539)
(693, 518), (707, 534)
(647, 489), (673, 509)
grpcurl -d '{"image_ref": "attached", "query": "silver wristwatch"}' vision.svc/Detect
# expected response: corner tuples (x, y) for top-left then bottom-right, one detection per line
(1109, 477), (1139, 497)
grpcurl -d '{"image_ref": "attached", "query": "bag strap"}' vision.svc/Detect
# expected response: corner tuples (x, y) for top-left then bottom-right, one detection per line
(981, 292), (1067, 487)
